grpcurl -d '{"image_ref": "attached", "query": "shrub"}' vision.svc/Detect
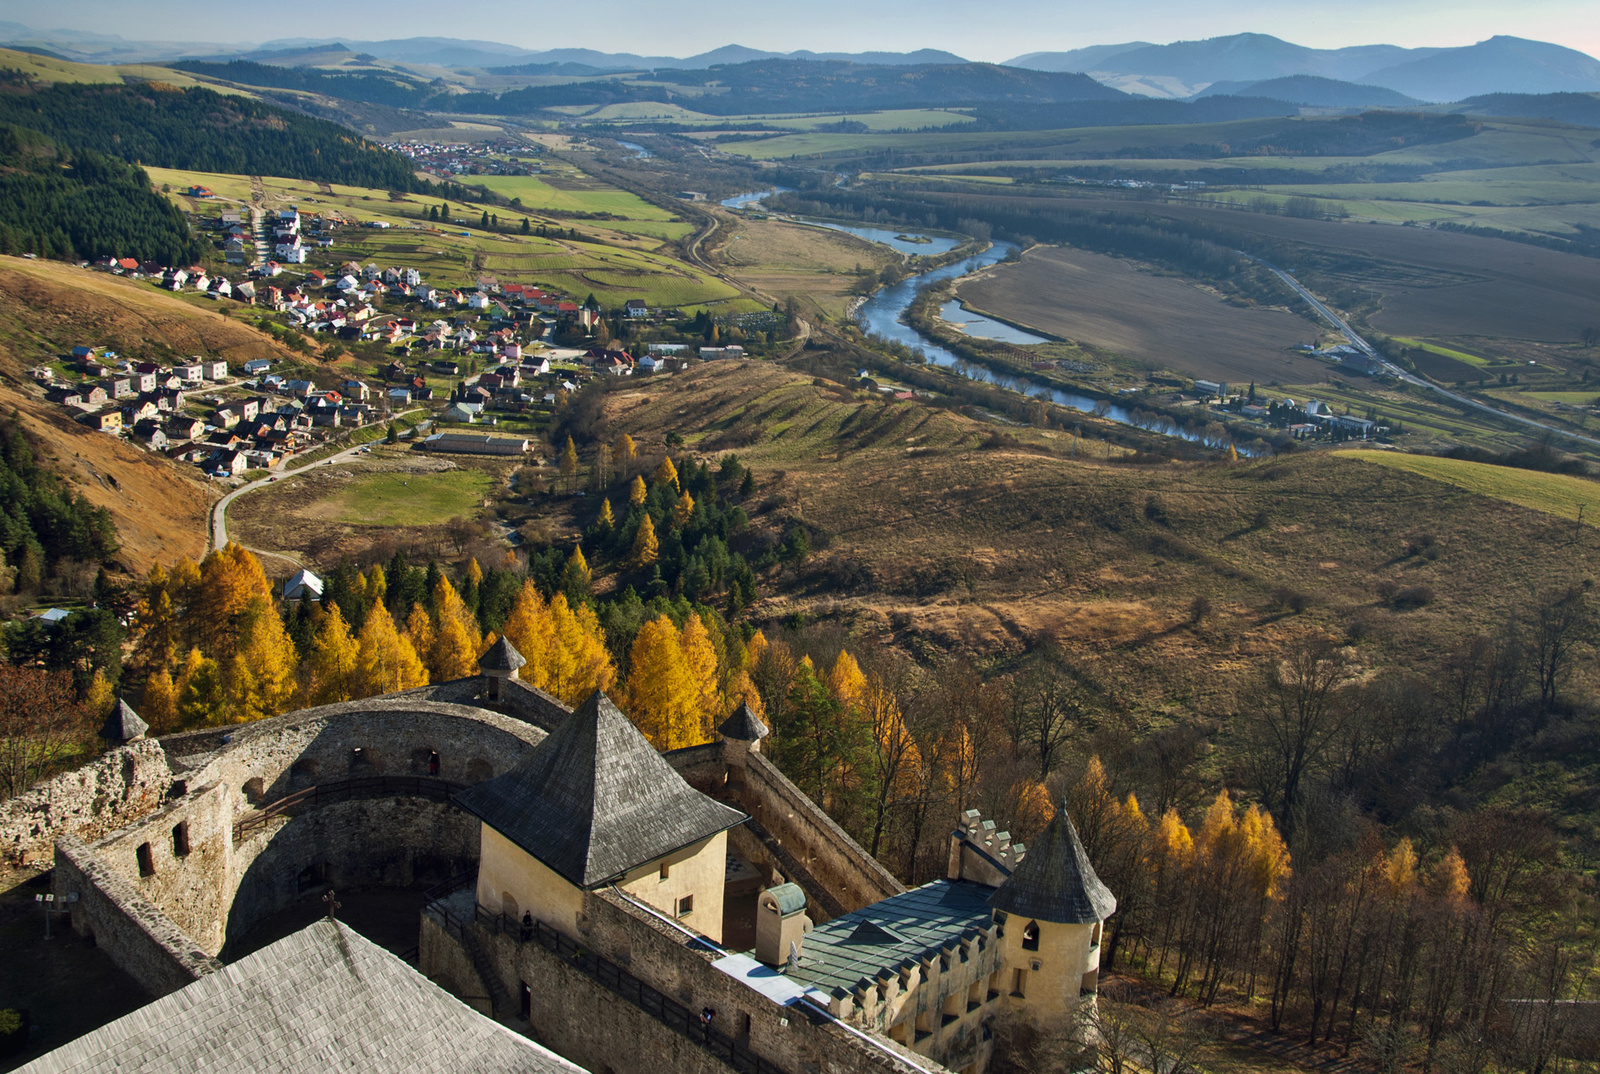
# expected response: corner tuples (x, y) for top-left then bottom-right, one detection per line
(1391, 585), (1435, 609)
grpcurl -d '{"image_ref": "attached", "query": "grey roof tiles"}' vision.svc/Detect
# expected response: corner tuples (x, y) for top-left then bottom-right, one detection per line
(988, 805), (1116, 925)
(717, 703), (769, 742)
(15, 919), (585, 1073)
(479, 636), (527, 673)
(453, 690), (747, 887)
(783, 879), (996, 995)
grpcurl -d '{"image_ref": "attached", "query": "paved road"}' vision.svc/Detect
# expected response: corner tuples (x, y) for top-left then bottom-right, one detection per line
(1251, 256), (1600, 452)
(210, 441), (374, 551)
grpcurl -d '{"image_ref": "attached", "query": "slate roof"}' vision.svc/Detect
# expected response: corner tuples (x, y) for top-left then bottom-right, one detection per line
(782, 879), (995, 996)
(453, 691), (747, 887)
(15, 919), (586, 1073)
(988, 805), (1116, 925)
(479, 636), (527, 673)
(101, 699), (149, 743)
(717, 703), (769, 742)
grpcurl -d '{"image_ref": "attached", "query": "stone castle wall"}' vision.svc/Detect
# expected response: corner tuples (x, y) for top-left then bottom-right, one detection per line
(1, 739), (176, 868)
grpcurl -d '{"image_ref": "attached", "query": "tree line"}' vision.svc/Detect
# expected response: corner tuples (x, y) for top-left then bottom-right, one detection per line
(0, 75), (429, 193)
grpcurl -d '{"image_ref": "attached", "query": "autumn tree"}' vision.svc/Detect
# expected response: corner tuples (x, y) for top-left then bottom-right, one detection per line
(631, 513), (659, 569)
(654, 455), (679, 491)
(614, 432), (638, 480)
(561, 545), (592, 601)
(628, 474), (647, 508)
(222, 596), (298, 723)
(304, 604), (360, 706)
(543, 594), (616, 705)
(0, 664), (90, 799)
(596, 498), (615, 534)
(428, 577), (482, 682)
(678, 612), (722, 738)
(357, 603), (428, 695)
(559, 435), (580, 493)
(626, 614), (700, 749)
(140, 667), (178, 734)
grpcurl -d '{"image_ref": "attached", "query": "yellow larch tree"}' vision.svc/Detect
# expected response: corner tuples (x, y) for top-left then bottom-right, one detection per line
(628, 474), (648, 508)
(672, 489), (696, 529)
(132, 562), (179, 674)
(366, 563), (387, 608)
(224, 596), (299, 723)
(631, 514), (659, 569)
(827, 651), (866, 712)
(356, 603), (428, 696)
(175, 646), (225, 728)
(465, 557), (483, 589)
(678, 612), (722, 738)
(403, 605), (434, 664)
(559, 435), (580, 491)
(562, 545), (592, 595)
(626, 614), (699, 749)
(500, 581), (554, 687)
(596, 498), (615, 533)
(653, 455), (679, 491)
(140, 667), (178, 734)
(194, 542), (272, 655)
(84, 670), (115, 721)
(304, 604), (361, 706)
(545, 594), (616, 704)
(429, 577), (482, 682)
(614, 432), (638, 478)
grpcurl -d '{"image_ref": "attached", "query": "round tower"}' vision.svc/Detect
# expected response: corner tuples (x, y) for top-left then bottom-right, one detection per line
(988, 803), (1116, 1029)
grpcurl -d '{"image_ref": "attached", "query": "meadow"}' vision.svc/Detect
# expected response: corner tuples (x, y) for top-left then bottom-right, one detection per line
(1335, 449), (1600, 527)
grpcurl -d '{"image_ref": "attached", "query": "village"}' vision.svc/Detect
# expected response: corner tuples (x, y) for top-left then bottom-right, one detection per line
(25, 214), (752, 482)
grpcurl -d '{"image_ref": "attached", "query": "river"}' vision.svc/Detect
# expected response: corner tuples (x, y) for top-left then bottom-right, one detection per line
(721, 190), (1229, 447)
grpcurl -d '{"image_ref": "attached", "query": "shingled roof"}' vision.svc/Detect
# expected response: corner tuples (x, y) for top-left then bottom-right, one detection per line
(16, 919), (585, 1073)
(478, 636), (527, 673)
(100, 699), (149, 744)
(453, 691), (746, 887)
(717, 702), (769, 742)
(988, 804), (1116, 925)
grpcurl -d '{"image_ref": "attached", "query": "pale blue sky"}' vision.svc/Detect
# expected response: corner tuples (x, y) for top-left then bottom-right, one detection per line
(2, 0), (1597, 62)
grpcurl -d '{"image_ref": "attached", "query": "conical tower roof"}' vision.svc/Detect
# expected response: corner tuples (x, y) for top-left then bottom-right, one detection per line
(717, 702), (769, 742)
(478, 636), (526, 673)
(989, 804), (1115, 924)
(453, 691), (746, 887)
(101, 699), (149, 744)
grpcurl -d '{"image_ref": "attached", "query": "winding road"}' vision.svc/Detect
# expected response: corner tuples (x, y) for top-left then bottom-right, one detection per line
(1251, 256), (1600, 452)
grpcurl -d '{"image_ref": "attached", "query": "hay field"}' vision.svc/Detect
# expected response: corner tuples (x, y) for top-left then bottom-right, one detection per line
(1336, 450), (1600, 526)
(718, 216), (894, 318)
(957, 246), (1325, 384)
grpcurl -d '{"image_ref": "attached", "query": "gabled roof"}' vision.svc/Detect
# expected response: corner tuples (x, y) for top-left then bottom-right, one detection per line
(988, 804), (1116, 925)
(101, 699), (149, 743)
(453, 691), (746, 887)
(15, 919), (584, 1074)
(717, 703), (769, 742)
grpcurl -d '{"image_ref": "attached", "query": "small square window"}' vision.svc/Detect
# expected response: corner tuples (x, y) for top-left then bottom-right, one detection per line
(172, 822), (190, 857)
(136, 842), (155, 877)
(676, 894), (694, 918)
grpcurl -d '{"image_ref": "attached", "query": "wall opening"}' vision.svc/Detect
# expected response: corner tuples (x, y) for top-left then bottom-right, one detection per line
(428, 750), (440, 777)
(501, 891), (519, 921)
(172, 821), (190, 858)
(659, 862), (670, 881)
(297, 862), (329, 893)
(243, 777), (266, 804)
(1022, 920), (1040, 952)
(136, 842), (155, 877)
(349, 747), (375, 775)
(520, 981), (532, 1020)
(1011, 968), (1026, 998)
(676, 894), (694, 919)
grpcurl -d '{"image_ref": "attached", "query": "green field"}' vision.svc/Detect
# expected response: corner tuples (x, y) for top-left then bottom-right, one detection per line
(1521, 391), (1600, 404)
(312, 471), (494, 527)
(1391, 337), (1494, 368)
(1337, 450), (1600, 525)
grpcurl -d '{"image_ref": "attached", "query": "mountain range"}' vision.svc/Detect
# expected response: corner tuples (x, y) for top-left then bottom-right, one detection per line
(1008, 34), (1600, 102)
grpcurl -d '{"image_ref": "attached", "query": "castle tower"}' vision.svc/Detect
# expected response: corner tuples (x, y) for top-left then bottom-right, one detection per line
(717, 702), (769, 773)
(988, 804), (1116, 1029)
(477, 636), (525, 701)
(100, 699), (149, 744)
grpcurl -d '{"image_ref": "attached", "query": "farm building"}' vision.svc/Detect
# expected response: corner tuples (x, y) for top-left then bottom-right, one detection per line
(421, 432), (530, 456)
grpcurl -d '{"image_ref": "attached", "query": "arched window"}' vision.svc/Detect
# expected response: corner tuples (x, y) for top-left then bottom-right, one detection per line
(1022, 920), (1040, 952)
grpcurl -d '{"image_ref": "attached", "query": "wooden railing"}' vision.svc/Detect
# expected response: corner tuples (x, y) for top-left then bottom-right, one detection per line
(234, 776), (466, 839)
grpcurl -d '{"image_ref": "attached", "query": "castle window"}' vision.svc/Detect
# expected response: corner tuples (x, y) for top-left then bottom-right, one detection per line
(136, 842), (155, 877)
(520, 982), (532, 1019)
(676, 894), (694, 918)
(1022, 920), (1040, 952)
(659, 861), (670, 881)
(172, 821), (190, 857)
(1011, 968), (1027, 998)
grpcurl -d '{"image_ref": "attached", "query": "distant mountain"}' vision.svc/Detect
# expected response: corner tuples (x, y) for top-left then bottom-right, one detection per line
(1008, 43), (1155, 72)
(1358, 36), (1600, 102)
(1447, 92), (1600, 128)
(1196, 75), (1422, 108)
(1007, 33), (1600, 103)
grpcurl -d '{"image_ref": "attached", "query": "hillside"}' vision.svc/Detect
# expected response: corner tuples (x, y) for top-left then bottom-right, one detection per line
(606, 362), (1600, 715)
(0, 258), (317, 569)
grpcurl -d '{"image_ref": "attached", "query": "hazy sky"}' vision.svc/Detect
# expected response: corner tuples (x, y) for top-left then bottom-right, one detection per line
(4, 0), (1598, 61)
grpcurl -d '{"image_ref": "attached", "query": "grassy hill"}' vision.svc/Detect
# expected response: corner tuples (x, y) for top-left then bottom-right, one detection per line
(0, 257), (319, 569)
(608, 362), (1600, 717)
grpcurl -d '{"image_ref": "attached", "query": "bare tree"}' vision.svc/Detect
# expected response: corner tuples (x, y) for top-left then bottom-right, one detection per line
(1523, 584), (1591, 714)
(1008, 643), (1105, 779)
(1238, 636), (1355, 844)
(0, 664), (91, 800)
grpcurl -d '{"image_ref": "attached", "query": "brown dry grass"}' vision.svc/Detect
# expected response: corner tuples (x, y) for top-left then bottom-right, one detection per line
(958, 246), (1326, 385)
(612, 361), (1600, 716)
(716, 215), (894, 318)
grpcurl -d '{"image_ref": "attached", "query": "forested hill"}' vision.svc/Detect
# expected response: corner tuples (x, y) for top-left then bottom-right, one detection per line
(0, 124), (201, 263)
(0, 76), (428, 191)
(452, 60), (1127, 116)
